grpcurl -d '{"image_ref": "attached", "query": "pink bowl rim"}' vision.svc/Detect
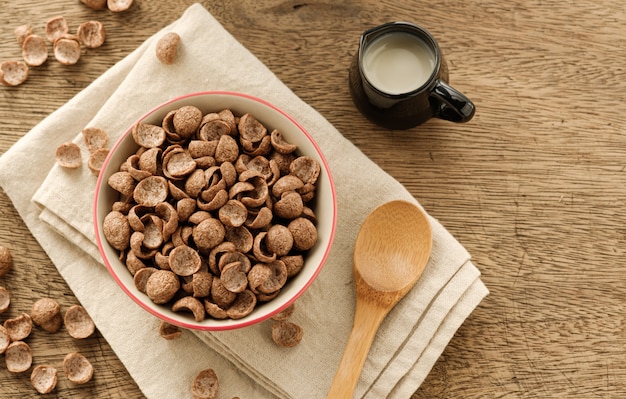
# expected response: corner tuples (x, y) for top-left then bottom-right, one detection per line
(93, 91), (337, 331)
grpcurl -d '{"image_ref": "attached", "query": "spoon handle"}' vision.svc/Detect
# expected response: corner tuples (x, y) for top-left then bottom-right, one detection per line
(326, 298), (388, 399)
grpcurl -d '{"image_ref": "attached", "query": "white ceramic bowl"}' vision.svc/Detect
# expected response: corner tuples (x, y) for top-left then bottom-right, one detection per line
(94, 91), (336, 331)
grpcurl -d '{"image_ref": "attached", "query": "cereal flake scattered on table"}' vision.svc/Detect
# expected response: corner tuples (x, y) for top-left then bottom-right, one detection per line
(30, 365), (58, 394)
(63, 352), (94, 384)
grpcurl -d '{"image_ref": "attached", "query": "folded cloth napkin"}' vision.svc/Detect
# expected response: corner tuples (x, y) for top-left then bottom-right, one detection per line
(0, 3), (488, 398)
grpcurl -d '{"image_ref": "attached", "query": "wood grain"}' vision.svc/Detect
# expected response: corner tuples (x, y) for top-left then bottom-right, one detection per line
(1, 0), (626, 397)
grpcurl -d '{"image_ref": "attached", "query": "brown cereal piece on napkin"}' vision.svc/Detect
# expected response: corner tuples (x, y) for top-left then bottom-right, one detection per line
(0, 286), (9, 314)
(63, 352), (93, 384)
(158, 321), (182, 340)
(0, 325), (10, 354)
(45, 16), (69, 43)
(88, 148), (109, 176)
(53, 36), (81, 65)
(0, 60), (29, 87)
(14, 24), (32, 46)
(55, 142), (82, 169)
(191, 368), (219, 399)
(271, 321), (303, 348)
(22, 34), (48, 67)
(271, 303), (295, 322)
(30, 365), (58, 394)
(31, 298), (63, 333)
(107, 0), (133, 12)
(64, 305), (95, 339)
(4, 312), (33, 341)
(80, 0), (107, 10)
(172, 296), (205, 322)
(146, 270), (180, 304)
(77, 21), (106, 49)
(156, 32), (181, 65)
(82, 127), (108, 153)
(5, 341), (32, 373)
(0, 245), (12, 277)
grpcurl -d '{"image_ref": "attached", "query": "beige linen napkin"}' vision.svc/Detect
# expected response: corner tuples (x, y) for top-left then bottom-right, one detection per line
(0, 3), (488, 398)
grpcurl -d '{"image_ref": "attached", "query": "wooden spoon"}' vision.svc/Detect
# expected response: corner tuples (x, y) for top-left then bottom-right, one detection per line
(326, 200), (433, 399)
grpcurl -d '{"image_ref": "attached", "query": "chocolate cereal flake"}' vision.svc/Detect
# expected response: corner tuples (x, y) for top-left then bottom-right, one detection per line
(30, 365), (58, 394)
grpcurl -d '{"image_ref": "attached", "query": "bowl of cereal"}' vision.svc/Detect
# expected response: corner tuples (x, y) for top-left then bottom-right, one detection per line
(94, 91), (336, 330)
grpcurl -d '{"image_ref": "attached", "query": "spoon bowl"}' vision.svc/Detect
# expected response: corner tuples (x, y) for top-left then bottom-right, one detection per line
(327, 200), (432, 398)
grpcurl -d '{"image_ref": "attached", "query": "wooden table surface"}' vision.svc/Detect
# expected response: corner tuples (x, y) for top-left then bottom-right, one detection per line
(2, 0), (625, 397)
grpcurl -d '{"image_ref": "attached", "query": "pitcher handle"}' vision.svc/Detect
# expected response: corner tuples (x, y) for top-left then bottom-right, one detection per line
(430, 80), (475, 123)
